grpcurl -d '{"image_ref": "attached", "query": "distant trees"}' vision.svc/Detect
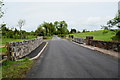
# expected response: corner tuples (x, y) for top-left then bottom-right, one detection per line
(82, 29), (90, 33)
(1, 23), (30, 39)
(1, 20), (69, 39)
(35, 21), (69, 37)
(70, 28), (77, 33)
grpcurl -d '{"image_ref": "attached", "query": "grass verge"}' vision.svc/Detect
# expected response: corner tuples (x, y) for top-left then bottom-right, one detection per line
(1, 57), (33, 78)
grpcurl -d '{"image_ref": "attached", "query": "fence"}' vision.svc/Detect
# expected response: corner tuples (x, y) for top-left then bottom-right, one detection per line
(69, 35), (120, 52)
(8, 37), (43, 60)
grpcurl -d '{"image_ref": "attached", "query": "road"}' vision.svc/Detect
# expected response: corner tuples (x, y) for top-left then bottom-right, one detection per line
(27, 36), (119, 78)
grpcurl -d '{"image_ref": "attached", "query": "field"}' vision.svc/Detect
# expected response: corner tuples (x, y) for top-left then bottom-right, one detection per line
(70, 30), (116, 41)
(0, 35), (37, 45)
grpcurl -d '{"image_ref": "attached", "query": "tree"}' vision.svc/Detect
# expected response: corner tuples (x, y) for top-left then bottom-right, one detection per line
(18, 19), (25, 38)
(82, 29), (87, 33)
(70, 28), (77, 33)
(58, 21), (68, 34)
(35, 25), (45, 36)
(102, 10), (120, 41)
(35, 21), (68, 37)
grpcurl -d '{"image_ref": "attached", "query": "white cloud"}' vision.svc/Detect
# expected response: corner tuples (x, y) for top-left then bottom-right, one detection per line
(67, 16), (114, 31)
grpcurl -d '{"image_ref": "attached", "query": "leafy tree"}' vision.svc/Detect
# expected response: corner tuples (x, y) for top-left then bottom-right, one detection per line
(70, 28), (77, 33)
(82, 29), (87, 33)
(35, 25), (45, 36)
(35, 21), (68, 37)
(102, 10), (120, 41)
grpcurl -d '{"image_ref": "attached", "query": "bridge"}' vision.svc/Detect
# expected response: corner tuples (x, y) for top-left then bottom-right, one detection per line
(26, 36), (118, 78)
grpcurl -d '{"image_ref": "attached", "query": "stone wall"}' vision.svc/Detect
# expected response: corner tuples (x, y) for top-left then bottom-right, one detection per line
(8, 37), (43, 60)
(73, 37), (86, 44)
(89, 40), (120, 52)
(69, 35), (120, 52)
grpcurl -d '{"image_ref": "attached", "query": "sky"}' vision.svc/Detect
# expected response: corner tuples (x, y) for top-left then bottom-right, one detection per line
(0, 0), (119, 32)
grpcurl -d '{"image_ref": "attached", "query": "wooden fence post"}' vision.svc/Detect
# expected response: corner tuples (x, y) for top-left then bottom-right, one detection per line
(6, 43), (12, 60)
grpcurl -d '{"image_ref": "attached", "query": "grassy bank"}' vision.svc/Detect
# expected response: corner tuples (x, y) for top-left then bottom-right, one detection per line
(1, 58), (33, 78)
(70, 30), (116, 41)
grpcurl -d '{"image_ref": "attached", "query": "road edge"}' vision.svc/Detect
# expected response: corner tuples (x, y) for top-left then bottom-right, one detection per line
(72, 41), (120, 59)
(29, 42), (48, 60)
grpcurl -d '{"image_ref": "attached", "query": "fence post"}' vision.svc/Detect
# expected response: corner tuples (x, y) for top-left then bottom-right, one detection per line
(6, 43), (11, 60)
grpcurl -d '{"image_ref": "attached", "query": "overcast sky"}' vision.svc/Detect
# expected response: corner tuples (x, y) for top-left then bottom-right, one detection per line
(0, 0), (119, 32)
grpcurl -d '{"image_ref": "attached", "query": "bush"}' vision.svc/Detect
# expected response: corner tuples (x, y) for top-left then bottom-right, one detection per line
(43, 36), (48, 39)
(112, 31), (120, 41)
(58, 34), (66, 38)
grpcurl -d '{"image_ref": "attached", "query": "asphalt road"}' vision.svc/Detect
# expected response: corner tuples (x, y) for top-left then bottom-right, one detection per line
(27, 36), (119, 78)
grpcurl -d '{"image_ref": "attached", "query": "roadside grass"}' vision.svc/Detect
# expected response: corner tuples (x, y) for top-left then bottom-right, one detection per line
(2, 57), (33, 78)
(70, 30), (116, 41)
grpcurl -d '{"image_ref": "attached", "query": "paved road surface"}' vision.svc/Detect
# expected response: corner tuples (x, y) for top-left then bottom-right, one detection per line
(27, 36), (119, 78)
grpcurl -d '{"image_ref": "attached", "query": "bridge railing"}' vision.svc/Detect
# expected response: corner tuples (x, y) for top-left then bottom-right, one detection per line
(69, 35), (120, 52)
(7, 37), (43, 60)
(73, 37), (86, 44)
(89, 39), (120, 52)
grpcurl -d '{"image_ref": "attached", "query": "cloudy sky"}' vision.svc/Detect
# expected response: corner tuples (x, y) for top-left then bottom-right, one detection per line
(1, 0), (119, 32)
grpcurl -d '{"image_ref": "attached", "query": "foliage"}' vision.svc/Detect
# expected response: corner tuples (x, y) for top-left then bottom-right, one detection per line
(35, 21), (69, 37)
(101, 10), (120, 41)
(1, 24), (36, 39)
(82, 29), (90, 33)
(0, 47), (7, 53)
(70, 28), (77, 33)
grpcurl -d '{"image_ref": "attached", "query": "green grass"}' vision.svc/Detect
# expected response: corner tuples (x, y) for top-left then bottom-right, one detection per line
(0, 35), (37, 45)
(70, 30), (116, 41)
(0, 48), (7, 53)
(0, 35), (37, 53)
(1, 58), (33, 78)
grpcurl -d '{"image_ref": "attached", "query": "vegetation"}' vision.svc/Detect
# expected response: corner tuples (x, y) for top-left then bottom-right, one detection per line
(1, 57), (33, 78)
(1, 24), (36, 39)
(35, 21), (69, 37)
(70, 29), (118, 41)
(70, 28), (77, 33)
(101, 10), (120, 41)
